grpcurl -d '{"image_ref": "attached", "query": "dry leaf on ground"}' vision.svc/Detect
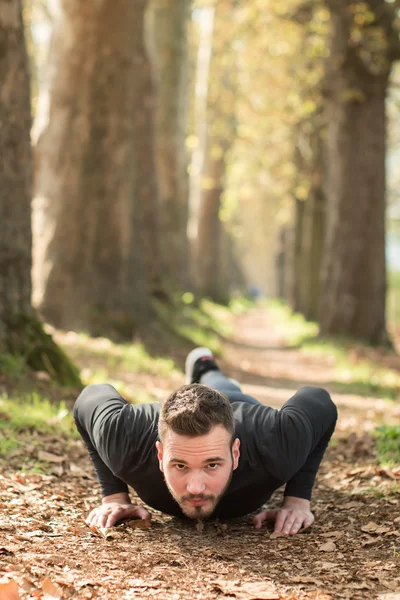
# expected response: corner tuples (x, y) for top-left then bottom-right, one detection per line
(319, 542), (336, 552)
(213, 580), (280, 600)
(42, 577), (62, 599)
(125, 519), (152, 530)
(38, 451), (64, 464)
(0, 579), (20, 600)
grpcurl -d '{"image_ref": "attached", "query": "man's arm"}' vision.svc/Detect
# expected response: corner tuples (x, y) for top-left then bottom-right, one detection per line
(74, 384), (131, 497)
(254, 386), (337, 534)
(281, 386), (337, 501)
(74, 384), (153, 526)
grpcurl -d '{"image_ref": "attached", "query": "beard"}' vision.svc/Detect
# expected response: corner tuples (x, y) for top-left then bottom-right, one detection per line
(165, 461), (234, 520)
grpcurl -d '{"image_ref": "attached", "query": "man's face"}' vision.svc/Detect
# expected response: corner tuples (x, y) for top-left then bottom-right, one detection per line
(156, 425), (240, 519)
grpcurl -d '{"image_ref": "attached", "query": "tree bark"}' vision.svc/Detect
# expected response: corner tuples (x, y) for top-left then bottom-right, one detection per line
(149, 0), (191, 290)
(33, 0), (161, 338)
(0, 0), (80, 386)
(195, 140), (229, 303)
(319, 0), (394, 344)
(194, 0), (237, 303)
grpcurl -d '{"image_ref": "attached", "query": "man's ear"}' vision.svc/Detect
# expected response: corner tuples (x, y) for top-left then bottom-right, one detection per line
(232, 438), (240, 470)
(155, 440), (164, 472)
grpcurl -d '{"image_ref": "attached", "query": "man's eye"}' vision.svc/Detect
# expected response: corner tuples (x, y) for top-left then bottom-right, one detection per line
(175, 464), (187, 470)
(207, 463), (219, 470)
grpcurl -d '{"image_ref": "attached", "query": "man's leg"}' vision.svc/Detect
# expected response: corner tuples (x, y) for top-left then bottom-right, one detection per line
(186, 347), (262, 406)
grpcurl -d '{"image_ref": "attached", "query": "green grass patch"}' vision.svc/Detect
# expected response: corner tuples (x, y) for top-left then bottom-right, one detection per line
(373, 424), (400, 467)
(364, 484), (400, 499)
(266, 300), (400, 399)
(57, 333), (179, 382)
(153, 295), (237, 355)
(0, 353), (29, 380)
(0, 393), (78, 457)
(265, 300), (319, 346)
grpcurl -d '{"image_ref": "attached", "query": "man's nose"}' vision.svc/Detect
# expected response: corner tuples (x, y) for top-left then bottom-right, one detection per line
(186, 472), (206, 495)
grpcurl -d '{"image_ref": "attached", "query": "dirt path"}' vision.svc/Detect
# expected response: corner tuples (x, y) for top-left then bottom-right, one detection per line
(1, 308), (400, 600)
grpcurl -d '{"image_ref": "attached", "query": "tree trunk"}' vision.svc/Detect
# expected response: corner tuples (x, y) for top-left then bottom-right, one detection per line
(319, 2), (393, 344)
(195, 141), (228, 303)
(194, 0), (237, 303)
(33, 0), (161, 339)
(289, 198), (305, 312)
(149, 0), (191, 290)
(0, 0), (80, 386)
(302, 184), (325, 321)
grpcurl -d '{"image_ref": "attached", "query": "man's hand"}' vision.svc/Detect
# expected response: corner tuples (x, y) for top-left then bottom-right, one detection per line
(85, 493), (151, 529)
(253, 496), (314, 535)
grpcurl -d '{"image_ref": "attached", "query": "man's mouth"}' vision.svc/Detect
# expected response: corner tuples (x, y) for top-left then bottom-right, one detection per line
(188, 498), (207, 506)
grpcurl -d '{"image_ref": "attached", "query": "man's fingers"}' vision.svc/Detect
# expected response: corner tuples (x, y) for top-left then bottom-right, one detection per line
(289, 519), (304, 535)
(133, 506), (151, 521)
(273, 509), (289, 533)
(253, 510), (276, 529)
(104, 506), (127, 528)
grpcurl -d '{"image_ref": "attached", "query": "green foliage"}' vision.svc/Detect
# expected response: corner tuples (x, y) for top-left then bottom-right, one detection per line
(373, 425), (400, 467)
(364, 484), (400, 499)
(0, 393), (78, 457)
(5, 314), (82, 387)
(265, 300), (319, 345)
(153, 295), (236, 355)
(0, 353), (29, 380)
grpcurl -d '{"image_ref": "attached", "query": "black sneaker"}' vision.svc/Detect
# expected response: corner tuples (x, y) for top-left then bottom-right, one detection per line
(185, 347), (219, 384)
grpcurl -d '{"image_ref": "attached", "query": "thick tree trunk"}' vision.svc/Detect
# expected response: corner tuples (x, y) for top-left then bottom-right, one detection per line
(194, 0), (237, 303)
(195, 141), (228, 303)
(0, 0), (80, 386)
(319, 3), (392, 344)
(150, 0), (191, 290)
(34, 0), (160, 338)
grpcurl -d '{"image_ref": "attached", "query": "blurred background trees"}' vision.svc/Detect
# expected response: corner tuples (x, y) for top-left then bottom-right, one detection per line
(1, 0), (400, 379)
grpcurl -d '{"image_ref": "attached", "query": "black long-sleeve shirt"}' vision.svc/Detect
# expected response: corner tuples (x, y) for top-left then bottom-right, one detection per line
(74, 384), (337, 518)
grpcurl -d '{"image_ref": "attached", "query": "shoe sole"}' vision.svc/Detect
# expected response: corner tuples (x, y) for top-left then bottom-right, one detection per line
(185, 347), (214, 384)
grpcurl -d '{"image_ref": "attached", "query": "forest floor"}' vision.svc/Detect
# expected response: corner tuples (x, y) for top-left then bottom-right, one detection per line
(1, 307), (400, 600)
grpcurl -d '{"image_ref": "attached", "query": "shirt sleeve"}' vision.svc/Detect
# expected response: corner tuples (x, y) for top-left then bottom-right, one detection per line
(255, 386), (337, 500)
(73, 383), (158, 497)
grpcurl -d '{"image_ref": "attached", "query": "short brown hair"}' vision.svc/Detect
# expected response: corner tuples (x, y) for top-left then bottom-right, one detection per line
(158, 384), (234, 441)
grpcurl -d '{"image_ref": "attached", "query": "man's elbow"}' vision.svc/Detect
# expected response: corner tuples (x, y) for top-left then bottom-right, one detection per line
(314, 387), (337, 424)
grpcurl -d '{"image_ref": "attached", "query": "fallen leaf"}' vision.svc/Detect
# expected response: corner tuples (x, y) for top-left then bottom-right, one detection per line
(361, 535), (381, 546)
(270, 532), (286, 539)
(337, 501), (364, 510)
(41, 578), (62, 599)
(375, 526), (391, 535)
(318, 562), (339, 570)
(38, 451), (64, 464)
(69, 463), (86, 477)
(0, 579), (20, 600)
(49, 465), (63, 477)
(361, 522), (379, 533)
(89, 525), (114, 539)
(319, 541), (336, 552)
(289, 576), (324, 586)
(125, 519), (151, 530)
(213, 580), (279, 599)
(320, 531), (344, 539)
